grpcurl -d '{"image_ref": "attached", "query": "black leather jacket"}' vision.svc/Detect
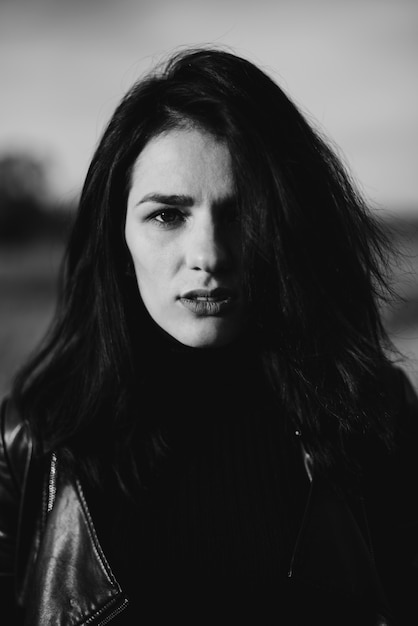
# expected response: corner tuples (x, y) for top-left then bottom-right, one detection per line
(1, 366), (417, 625)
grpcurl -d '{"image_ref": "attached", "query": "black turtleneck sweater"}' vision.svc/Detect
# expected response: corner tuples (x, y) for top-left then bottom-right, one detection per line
(85, 327), (311, 623)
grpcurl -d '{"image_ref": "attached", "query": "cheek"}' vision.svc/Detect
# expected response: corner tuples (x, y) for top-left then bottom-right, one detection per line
(130, 243), (175, 296)
(132, 252), (158, 289)
(126, 225), (155, 276)
(124, 216), (181, 295)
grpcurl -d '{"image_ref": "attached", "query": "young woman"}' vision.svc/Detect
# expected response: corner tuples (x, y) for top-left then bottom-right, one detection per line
(1, 47), (417, 625)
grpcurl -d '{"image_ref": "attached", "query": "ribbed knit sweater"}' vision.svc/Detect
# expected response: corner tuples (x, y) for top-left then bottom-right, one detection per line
(86, 330), (310, 623)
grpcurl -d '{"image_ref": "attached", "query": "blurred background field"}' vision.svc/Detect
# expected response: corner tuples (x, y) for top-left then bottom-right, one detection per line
(1, 0), (417, 398)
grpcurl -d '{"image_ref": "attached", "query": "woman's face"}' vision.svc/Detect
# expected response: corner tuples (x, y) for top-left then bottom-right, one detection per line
(125, 127), (248, 348)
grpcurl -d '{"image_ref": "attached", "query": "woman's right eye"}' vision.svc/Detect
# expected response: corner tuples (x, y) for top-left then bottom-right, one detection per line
(150, 209), (185, 227)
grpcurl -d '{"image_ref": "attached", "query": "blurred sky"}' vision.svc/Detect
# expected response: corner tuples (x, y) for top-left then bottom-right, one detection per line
(1, 0), (417, 215)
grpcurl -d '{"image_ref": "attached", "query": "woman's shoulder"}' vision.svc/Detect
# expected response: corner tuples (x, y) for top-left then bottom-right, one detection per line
(340, 364), (418, 492)
(359, 364), (418, 496)
(0, 396), (34, 493)
(378, 363), (418, 437)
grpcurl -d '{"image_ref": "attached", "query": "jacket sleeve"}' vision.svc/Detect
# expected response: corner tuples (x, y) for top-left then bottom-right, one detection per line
(0, 397), (30, 623)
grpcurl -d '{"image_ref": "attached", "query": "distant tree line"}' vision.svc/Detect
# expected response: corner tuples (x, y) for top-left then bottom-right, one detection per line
(0, 152), (76, 244)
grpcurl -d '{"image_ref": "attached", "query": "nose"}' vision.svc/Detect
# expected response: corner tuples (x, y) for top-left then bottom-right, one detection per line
(185, 216), (230, 274)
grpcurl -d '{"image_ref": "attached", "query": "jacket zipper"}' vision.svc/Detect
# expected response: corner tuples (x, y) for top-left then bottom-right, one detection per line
(97, 598), (129, 625)
(83, 597), (129, 625)
(288, 439), (314, 578)
(47, 451), (58, 513)
(287, 479), (313, 578)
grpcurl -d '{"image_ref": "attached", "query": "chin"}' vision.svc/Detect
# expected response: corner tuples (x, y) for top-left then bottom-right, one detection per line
(172, 322), (242, 349)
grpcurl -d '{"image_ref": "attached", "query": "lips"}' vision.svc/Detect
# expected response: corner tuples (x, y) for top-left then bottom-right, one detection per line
(179, 288), (237, 316)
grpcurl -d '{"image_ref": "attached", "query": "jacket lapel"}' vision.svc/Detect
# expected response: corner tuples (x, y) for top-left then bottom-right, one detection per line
(23, 478), (128, 625)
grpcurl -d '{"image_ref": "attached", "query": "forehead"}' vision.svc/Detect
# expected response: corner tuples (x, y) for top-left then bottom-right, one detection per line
(129, 127), (234, 199)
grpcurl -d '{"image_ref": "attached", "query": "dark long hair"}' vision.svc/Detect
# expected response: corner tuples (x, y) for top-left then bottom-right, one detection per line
(13, 46), (396, 488)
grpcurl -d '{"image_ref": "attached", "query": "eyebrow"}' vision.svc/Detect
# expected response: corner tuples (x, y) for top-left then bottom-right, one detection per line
(135, 192), (237, 210)
(136, 193), (194, 207)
